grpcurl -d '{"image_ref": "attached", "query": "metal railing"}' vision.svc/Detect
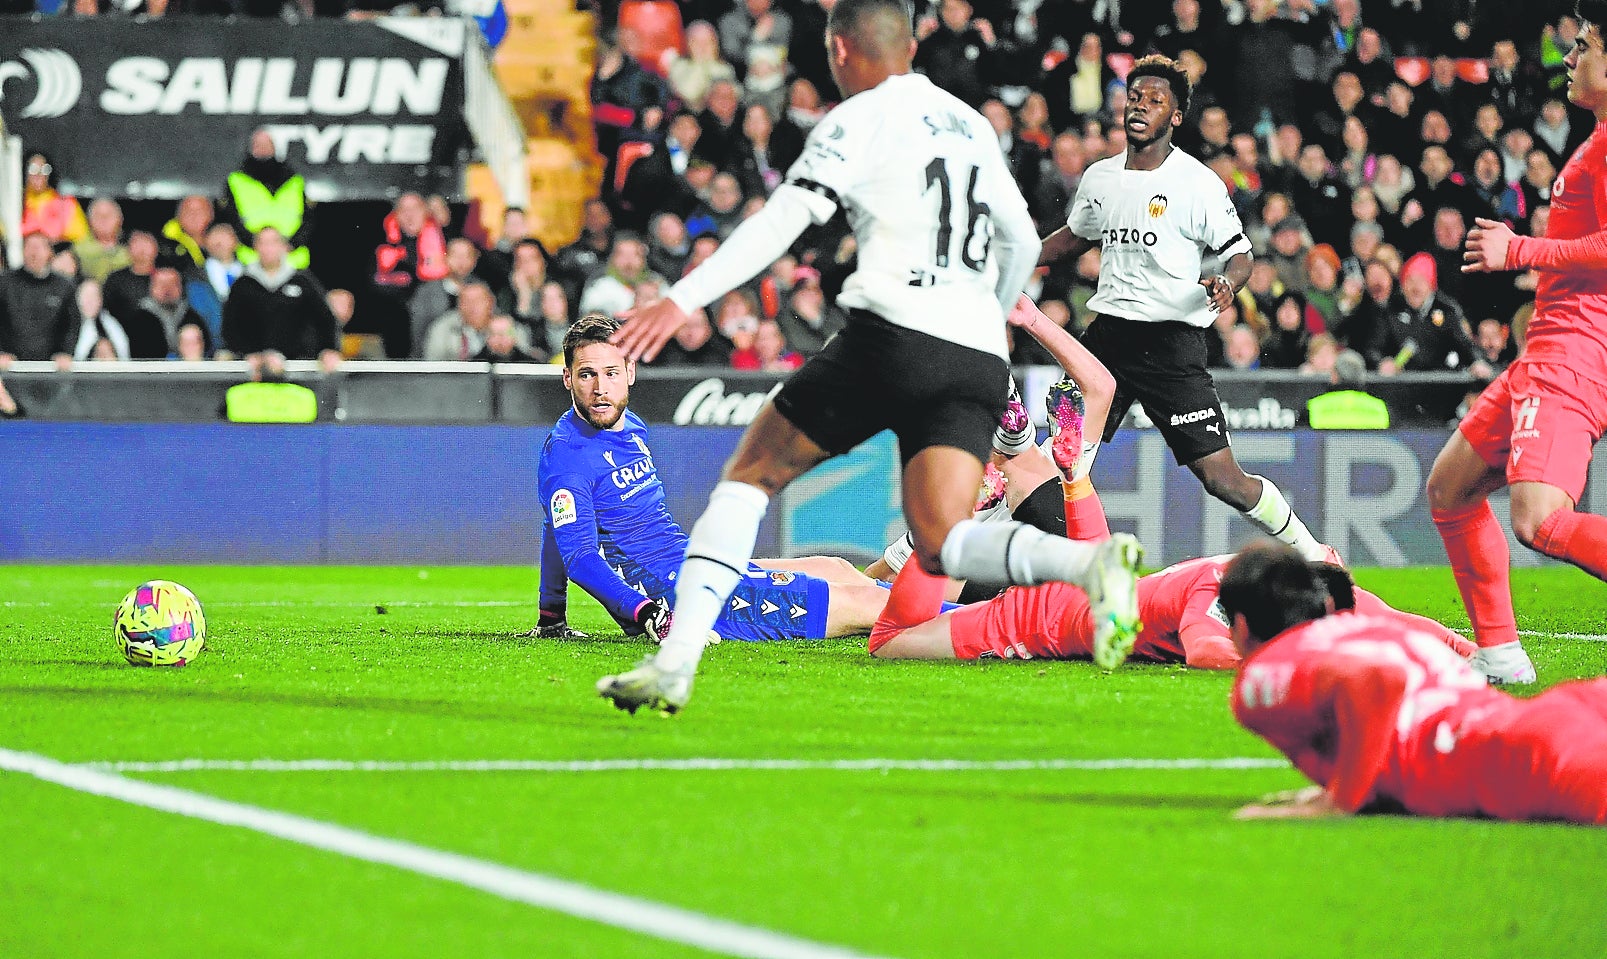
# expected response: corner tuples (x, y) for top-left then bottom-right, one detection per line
(461, 28), (530, 210)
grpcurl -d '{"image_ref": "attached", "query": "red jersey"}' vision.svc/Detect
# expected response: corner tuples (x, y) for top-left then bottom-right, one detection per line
(1507, 120), (1607, 379)
(1234, 614), (1525, 815)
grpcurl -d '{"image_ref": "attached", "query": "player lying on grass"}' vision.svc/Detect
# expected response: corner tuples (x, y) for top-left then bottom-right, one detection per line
(532, 313), (894, 642)
(1224, 543), (1607, 824)
(866, 295), (1118, 602)
(869, 403), (1473, 666)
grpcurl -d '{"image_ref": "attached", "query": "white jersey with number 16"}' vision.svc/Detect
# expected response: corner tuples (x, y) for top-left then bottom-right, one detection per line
(783, 72), (1038, 361)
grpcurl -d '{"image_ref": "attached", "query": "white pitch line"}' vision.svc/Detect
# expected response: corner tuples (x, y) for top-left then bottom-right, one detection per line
(0, 747), (890, 959)
(1520, 629), (1607, 643)
(84, 757), (1289, 774)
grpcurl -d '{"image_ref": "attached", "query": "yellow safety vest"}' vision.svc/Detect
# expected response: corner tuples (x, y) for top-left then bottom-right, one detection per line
(226, 382), (318, 424)
(228, 171), (311, 270)
(1307, 390), (1390, 430)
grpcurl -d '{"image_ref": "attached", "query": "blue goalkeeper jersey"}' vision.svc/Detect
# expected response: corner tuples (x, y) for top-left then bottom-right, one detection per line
(538, 408), (686, 627)
(536, 407), (834, 641)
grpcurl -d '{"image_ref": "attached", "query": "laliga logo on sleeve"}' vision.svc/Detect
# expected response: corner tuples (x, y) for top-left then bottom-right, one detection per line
(0, 48), (82, 119)
(550, 489), (577, 528)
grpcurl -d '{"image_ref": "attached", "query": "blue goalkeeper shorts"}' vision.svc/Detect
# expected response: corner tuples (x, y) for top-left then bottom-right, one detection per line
(711, 566), (832, 641)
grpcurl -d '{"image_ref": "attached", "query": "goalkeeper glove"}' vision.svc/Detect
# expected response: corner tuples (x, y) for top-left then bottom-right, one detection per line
(523, 607), (589, 639)
(634, 598), (674, 643)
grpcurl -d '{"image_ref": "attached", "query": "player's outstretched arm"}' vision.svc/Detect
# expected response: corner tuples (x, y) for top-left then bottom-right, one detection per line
(1235, 785), (1345, 820)
(1469, 215), (1607, 273)
(1037, 225), (1096, 267)
(613, 188), (817, 361)
(1312, 655), (1409, 814)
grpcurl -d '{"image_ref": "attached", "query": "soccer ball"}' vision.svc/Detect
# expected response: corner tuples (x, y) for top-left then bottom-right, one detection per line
(114, 581), (207, 667)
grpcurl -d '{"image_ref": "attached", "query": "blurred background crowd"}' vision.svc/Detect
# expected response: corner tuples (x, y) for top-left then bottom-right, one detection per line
(0, 0), (1581, 400)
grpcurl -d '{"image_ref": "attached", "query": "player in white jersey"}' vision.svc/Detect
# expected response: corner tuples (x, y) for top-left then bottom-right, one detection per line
(1036, 54), (1327, 562)
(596, 0), (1142, 714)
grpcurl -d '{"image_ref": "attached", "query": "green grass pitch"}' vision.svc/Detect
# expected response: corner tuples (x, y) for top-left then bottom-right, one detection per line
(3, 564), (1606, 958)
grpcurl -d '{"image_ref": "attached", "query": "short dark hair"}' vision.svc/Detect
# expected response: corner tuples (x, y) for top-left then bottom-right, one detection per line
(1218, 544), (1331, 645)
(827, 0), (914, 54)
(1309, 562), (1356, 612)
(1579, 0), (1607, 31)
(1127, 53), (1192, 119)
(563, 312), (622, 366)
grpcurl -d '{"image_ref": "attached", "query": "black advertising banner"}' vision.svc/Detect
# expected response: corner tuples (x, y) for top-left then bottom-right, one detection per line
(0, 16), (470, 200)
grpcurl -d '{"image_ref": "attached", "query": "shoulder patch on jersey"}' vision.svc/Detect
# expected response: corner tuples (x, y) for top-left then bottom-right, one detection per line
(768, 571), (796, 585)
(550, 489), (577, 528)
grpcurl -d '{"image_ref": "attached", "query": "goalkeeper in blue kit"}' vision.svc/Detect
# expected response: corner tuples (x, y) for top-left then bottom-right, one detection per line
(531, 313), (891, 643)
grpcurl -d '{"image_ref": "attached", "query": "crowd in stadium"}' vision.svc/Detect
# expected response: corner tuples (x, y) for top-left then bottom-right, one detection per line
(0, 0), (1584, 389)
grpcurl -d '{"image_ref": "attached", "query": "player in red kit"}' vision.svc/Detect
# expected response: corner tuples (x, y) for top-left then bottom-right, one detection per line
(1430, 1), (1607, 684)
(1223, 545), (1607, 825)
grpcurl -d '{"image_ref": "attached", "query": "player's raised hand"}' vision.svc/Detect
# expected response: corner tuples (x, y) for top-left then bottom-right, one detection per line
(1463, 217), (1515, 273)
(1007, 292), (1044, 328)
(613, 298), (690, 362)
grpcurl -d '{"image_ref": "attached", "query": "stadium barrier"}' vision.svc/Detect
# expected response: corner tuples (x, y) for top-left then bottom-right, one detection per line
(0, 362), (1478, 428)
(4, 416), (1600, 568)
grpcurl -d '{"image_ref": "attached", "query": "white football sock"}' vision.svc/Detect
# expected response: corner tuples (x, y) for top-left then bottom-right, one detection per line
(938, 518), (1098, 586)
(655, 481), (769, 672)
(1243, 475), (1325, 561)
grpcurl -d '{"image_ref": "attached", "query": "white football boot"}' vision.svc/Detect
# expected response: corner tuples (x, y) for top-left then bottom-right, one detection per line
(1469, 641), (1537, 685)
(597, 657), (697, 715)
(1083, 533), (1144, 670)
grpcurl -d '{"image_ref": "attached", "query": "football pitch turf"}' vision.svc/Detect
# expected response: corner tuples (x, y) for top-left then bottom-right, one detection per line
(4, 564), (1606, 958)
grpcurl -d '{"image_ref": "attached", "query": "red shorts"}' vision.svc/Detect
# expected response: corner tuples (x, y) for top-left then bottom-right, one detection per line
(1458, 359), (1607, 502)
(947, 581), (1090, 660)
(1470, 679), (1607, 824)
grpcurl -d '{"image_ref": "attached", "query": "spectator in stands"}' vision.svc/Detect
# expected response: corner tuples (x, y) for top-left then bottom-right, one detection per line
(1312, 0), (1362, 82)
(729, 102), (803, 198)
(1238, 257), (1283, 331)
(1427, 206), (1470, 303)
(125, 267), (207, 359)
(743, 43), (791, 121)
(478, 207), (531, 293)
(734, 317), (802, 372)
(49, 249), (78, 280)
(1226, 0), (1302, 130)
(667, 20), (738, 112)
(1533, 97), (1583, 165)
(690, 172), (746, 240)
(474, 314), (545, 363)
(1488, 38), (1545, 126)
(1016, 92), (1054, 151)
(718, 0), (792, 79)
(579, 233), (661, 318)
(1261, 291), (1313, 370)
(103, 230), (158, 328)
(1458, 102), (1506, 169)
(159, 195), (215, 270)
(1407, 145), (1481, 241)
(786, 77), (829, 131)
(536, 281), (573, 357)
(1309, 72), (1369, 161)
(421, 280), (499, 363)
(1031, 132), (1086, 233)
(174, 323), (207, 363)
(777, 270), (845, 358)
(64, 279), (129, 363)
(1043, 32), (1115, 134)
(651, 305), (729, 367)
(646, 212), (691, 280)
(553, 200), (614, 305)
(1289, 145), (1352, 248)
(1473, 317), (1516, 376)
(183, 223), (242, 350)
(1370, 81), (1418, 161)
(1151, 0), (1217, 62)
(1463, 147), (1521, 223)
(980, 98), (1041, 200)
(694, 78), (744, 170)
(1333, 115), (1380, 191)
(1266, 216), (1313, 294)
(499, 238), (550, 331)
(373, 192), (448, 301)
(594, 26), (671, 170)
(1224, 324), (1262, 372)
(223, 227), (340, 371)
(1300, 334), (1341, 379)
(409, 237), (482, 356)
(1304, 243), (1344, 328)
(224, 129), (311, 270)
(1419, 55), (1470, 129)
(425, 195), (456, 239)
(914, 0), (999, 108)
(73, 199), (130, 285)
(617, 110), (707, 230)
(1343, 27), (1395, 103)
(1375, 253), (1477, 377)
(19, 153), (86, 246)
(0, 232), (73, 365)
